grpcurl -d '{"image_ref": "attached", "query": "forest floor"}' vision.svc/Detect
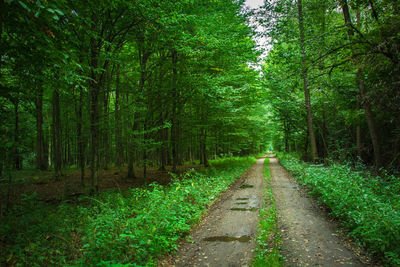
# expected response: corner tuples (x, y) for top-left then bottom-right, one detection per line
(0, 164), (203, 206)
(161, 156), (369, 267)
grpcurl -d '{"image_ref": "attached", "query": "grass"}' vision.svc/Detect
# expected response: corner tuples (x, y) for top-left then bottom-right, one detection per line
(252, 157), (283, 267)
(276, 152), (400, 266)
(0, 156), (256, 266)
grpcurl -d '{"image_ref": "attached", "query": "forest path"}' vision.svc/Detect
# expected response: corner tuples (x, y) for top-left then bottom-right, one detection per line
(161, 157), (266, 267)
(270, 157), (366, 266)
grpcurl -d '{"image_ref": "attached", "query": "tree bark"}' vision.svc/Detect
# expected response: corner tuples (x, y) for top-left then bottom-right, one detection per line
(35, 88), (46, 170)
(297, 0), (318, 161)
(52, 89), (62, 179)
(13, 98), (22, 170)
(127, 120), (137, 179)
(171, 49), (179, 172)
(115, 65), (124, 167)
(358, 71), (381, 166)
(76, 85), (85, 185)
(89, 16), (99, 194)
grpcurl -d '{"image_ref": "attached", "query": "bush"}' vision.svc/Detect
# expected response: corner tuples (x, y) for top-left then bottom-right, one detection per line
(277, 153), (400, 266)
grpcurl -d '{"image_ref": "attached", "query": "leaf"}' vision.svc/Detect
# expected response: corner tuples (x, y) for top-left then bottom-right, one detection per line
(18, 1), (31, 12)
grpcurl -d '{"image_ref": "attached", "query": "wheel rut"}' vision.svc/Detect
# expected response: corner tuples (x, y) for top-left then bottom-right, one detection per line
(160, 157), (265, 267)
(269, 157), (366, 267)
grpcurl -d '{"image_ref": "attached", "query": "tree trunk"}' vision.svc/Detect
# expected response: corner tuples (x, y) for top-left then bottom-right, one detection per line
(171, 49), (179, 172)
(115, 65), (124, 167)
(52, 89), (62, 179)
(127, 121), (137, 179)
(13, 99), (22, 170)
(200, 127), (209, 167)
(76, 85), (85, 186)
(358, 72), (381, 166)
(35, 88), (46, 170)
(101, 66), (112, 170)
(89, 19), (99, 194)
(356, 96), (362, 158)
(297, 0), (318, 161)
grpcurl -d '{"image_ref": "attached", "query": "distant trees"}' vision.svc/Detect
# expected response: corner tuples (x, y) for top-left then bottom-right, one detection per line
(0, 1), (268, 188)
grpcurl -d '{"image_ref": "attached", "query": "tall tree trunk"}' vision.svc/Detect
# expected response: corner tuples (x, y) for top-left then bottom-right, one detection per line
(297, 0), (318, 161)
(77, 85), (85, 186)
(115, 65), (123, 167)
(52, 89), (62, 179)
(127, 120), (137, 179)
(358, 72), (381, 166)
(356, 96), (362, 158)
(171, 49), (179, 172)
(200, 125), (209, 167)
(143, 118), (147, 183)
(89, 19), (99, 194)
(101, 65), (112, 170)
(13, 98), (22, 170)
(35, 88), (46, 170)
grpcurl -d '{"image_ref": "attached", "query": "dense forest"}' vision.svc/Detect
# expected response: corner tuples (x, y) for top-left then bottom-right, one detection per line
(0, 0), (267, 194)
(1, 0), (399, 265)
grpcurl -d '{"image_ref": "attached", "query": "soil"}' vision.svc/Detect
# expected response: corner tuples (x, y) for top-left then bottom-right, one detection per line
(161, 156), (369, 267)
(269, 157), (368, 266)
(160, 157), (266, 267)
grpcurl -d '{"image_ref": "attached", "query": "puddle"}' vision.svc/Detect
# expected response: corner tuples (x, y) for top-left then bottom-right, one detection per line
(235, 202), (248, 205)
(239, 184), (254, 189)
(230, 207), (257, 211)
(236, 197), (249, 200)
(203, 235), (251, 242)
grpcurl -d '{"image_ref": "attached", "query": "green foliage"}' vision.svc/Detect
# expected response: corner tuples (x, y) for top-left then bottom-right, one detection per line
(252, 157), (284, 267)
(277, 153), (400, 265)
(0, 156), (255, 266)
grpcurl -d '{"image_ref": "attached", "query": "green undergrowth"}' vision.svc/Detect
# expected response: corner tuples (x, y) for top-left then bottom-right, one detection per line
(252, 157), (283, 267)
(276, 152), (400, 266)
(0, 156), (256, 266)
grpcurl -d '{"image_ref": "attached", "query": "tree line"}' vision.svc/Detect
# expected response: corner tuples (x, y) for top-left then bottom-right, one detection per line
(0, 0), (268, 193)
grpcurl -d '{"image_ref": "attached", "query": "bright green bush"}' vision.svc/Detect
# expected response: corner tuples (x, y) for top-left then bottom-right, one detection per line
(277, 153), (400, 266)
(0, 156), (255, 266)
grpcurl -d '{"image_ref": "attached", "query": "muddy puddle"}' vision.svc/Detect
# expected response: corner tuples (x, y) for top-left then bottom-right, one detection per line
(239, 184), (254, 189)
(203, 235), (251, 242)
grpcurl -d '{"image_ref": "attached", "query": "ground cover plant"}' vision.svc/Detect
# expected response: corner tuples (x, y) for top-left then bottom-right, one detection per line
(277, 153), (400, 266)
(252, 157), (283, 266)
(0, 156), (255, 266)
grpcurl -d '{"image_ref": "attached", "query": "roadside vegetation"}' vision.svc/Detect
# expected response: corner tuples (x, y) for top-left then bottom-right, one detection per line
(276, 153), (400, 266)
(252, 157), (283, 267)
(0, 156), (255, 266)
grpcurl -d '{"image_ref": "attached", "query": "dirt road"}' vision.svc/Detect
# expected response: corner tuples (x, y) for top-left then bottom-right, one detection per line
(162, 157), (266, 267)
(161, 156), (366, 267)
(269, 157), (366, 266)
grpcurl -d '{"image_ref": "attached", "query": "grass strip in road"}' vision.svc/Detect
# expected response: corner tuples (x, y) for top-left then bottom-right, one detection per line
(276, 152), (400, 266)
(252, 157), (284, 267)
(0, 156), (256, 266)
